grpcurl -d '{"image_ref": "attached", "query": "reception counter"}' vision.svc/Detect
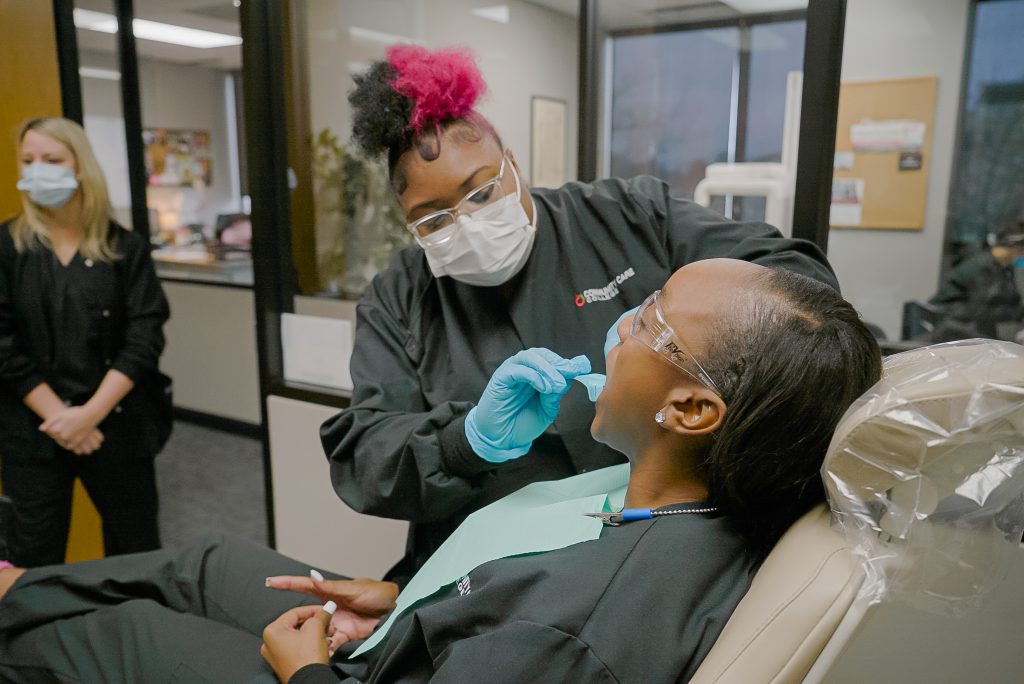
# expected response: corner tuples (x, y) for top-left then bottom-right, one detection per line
(154, 247), (254, 286)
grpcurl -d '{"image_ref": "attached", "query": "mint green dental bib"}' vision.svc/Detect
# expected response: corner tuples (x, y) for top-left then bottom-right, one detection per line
(352, 463), (630, 658)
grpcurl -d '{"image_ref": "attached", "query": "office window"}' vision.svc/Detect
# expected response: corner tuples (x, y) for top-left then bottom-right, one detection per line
(948, 0), (1024, 249)
(610, 28), (738, 200)
(745, 20), (806, 163)
(606, 13), (806, 213)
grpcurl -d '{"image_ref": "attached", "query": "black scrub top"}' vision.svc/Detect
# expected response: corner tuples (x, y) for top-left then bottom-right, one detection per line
(292, 509), (757, 683)
(44, 253), (106, 402)
(0, 220), (170, 461)
(321, 175), (838, 579)
(929, 250), (1022, 338)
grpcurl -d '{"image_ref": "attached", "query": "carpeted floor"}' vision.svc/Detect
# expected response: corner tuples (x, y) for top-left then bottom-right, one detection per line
(155, 420), (268, 548)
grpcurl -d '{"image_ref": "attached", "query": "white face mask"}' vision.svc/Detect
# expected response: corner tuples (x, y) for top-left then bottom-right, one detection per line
(421, 168), (536, 287)
(17, 162), (79, 209)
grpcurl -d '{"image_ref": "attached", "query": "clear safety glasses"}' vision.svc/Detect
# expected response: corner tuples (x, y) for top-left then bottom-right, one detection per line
(631, 290), (721, 394)
(406, 154), (514, 245)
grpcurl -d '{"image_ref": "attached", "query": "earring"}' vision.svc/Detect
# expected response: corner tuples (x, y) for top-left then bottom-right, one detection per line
(654, 411), (666, 425)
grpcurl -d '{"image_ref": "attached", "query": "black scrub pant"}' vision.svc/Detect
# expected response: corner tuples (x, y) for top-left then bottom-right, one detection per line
(0, 533), (346, 683)
(1, 446), (160, 567)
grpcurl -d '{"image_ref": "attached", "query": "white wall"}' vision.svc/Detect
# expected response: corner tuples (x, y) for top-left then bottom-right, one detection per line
(827, 0), (971, 338)
(161, 282), (261, 423)
(304, 0), (579, 186)
(268, 396), (407, 577)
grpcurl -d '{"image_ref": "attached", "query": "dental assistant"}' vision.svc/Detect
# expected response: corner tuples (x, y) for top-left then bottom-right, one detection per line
(0, 117), (171, 566)
(321, 45), (841, 579)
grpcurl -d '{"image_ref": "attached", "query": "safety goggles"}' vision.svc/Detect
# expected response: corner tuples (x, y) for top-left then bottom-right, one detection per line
(406, 154), (515, 245)
(631, 290), (721, 394)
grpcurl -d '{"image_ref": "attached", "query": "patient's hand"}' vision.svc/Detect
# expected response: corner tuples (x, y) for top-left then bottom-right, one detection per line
(0, 567), (26, 601)
(261, 604), (330, 682)
(265, 575), (398, 653)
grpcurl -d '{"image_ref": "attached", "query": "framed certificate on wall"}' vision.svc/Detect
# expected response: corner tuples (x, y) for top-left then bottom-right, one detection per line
(530, 96), (567, 189)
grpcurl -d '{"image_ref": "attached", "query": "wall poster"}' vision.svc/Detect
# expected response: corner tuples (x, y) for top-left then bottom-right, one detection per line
(144, 128), (213, 187)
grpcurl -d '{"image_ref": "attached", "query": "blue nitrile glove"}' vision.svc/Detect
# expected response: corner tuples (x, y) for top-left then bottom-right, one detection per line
(465, 348), (592, 463)
(604, 306), (641, 359)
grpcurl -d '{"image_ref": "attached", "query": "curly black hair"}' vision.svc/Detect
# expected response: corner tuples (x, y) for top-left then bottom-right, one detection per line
(348, 61), (414, 167)
(347, 60), (502, 194)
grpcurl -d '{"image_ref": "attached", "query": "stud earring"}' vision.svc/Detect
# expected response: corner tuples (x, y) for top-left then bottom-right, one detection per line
(654, 411), (666, 425)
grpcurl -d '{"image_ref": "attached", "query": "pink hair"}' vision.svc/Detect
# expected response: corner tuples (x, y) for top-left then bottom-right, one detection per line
(386, 45), (486, 134)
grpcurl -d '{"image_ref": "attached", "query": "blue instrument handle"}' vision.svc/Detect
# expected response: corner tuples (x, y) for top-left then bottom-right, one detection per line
(619, 508), (653, 522)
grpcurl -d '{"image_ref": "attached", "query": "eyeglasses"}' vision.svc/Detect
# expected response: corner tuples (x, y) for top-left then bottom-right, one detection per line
(406, 155), (514, 246)
(631, 290), (721, 394)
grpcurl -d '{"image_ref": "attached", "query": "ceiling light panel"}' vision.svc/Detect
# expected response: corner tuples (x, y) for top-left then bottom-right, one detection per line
(73, 8), (241, 49)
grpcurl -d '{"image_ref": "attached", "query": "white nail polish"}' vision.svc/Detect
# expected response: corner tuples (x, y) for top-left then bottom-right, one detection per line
(264, 577), (272, 586)
(310, 569), (324, 582)
(323, 600), (337, 615)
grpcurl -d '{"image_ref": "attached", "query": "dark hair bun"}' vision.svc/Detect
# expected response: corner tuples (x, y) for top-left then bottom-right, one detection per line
(347, 45), (486, 158)
(348, 60), (413, 157)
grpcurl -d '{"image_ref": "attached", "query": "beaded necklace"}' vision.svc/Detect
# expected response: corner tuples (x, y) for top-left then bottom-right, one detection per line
(585, 503), (718, 526)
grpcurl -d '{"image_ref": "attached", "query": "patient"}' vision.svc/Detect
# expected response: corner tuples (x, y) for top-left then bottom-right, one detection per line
(0, 259), (881, 683)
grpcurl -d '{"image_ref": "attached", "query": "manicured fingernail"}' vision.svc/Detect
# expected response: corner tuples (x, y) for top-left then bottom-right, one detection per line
(310, 569), (324, 582)
(265, 577), (272, 586)
(322, 600), (337, 615)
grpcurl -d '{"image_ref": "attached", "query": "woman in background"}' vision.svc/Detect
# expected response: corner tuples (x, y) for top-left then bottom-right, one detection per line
(0, 117), (171, 566)
(928, 221), (1024, 342)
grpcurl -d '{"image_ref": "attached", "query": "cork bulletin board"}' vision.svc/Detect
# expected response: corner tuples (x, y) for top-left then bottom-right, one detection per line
(831, 76), (938, 230)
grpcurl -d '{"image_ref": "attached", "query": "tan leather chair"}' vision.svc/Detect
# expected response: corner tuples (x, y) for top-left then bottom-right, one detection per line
(690, 340), (1024, 684)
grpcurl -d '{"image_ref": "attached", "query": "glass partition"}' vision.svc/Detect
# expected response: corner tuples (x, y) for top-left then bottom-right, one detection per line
(941, 0), (1024, 344)
(74, 1), (248, 285)
(127, 1), (249, 285)
(827, 0), (1023, 347)
(74, 0), (134, 230)
(291, 0), (580, 300)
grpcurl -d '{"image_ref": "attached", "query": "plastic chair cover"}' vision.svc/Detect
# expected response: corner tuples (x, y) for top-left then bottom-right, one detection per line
(822, 339), (1024, 616)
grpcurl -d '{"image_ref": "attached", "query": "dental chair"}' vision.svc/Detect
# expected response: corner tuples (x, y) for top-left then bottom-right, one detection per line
(690, 339), (1024, 683)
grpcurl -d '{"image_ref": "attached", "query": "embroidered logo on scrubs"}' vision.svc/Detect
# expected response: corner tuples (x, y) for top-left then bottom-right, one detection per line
(575, 267), (636, 307)
(456, 575), (472, 596)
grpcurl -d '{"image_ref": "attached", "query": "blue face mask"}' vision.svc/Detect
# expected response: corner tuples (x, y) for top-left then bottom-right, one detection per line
(17, 162), (79, 208)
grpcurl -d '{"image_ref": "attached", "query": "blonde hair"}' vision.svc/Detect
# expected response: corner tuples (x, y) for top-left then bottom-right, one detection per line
(13, 117), (119, 261)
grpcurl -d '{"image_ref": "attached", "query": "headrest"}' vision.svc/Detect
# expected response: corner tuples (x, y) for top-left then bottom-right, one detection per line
(822, 339), (1024, 612)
